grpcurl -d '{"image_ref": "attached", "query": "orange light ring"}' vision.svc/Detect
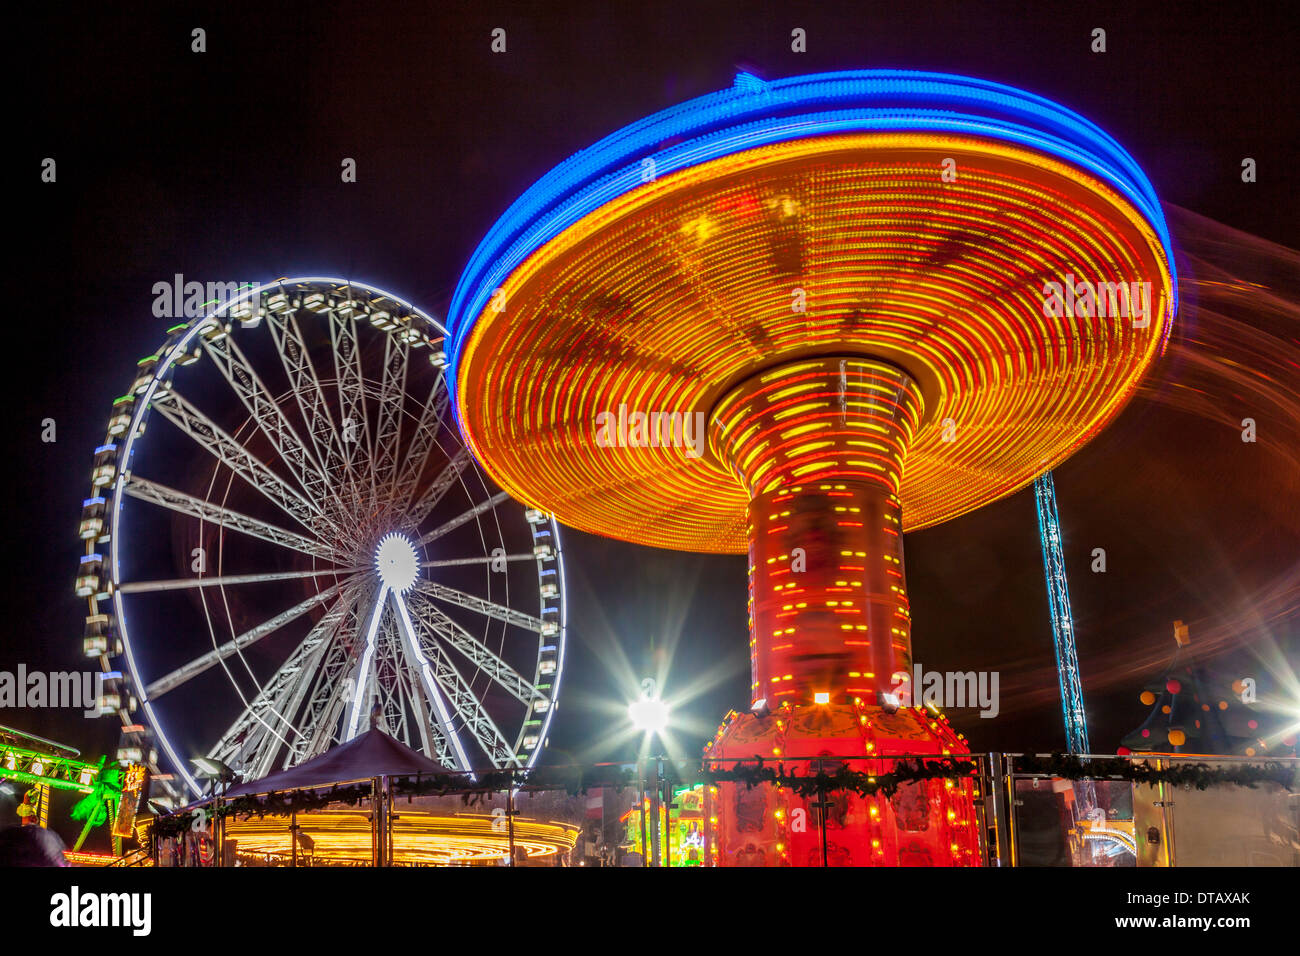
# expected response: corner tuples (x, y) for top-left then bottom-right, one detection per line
(457, 133), (1174, 553)
(711, 359), (924, 492)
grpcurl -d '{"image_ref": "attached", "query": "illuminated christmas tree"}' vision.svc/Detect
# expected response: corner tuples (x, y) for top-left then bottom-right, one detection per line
(1119, 621), (1297, 757)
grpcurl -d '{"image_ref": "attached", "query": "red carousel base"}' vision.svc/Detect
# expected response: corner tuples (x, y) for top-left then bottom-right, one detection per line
(703, 701), (982, 866)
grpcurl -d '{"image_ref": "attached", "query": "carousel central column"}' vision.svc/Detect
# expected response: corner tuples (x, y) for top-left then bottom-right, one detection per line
(710, 357), (924, 709)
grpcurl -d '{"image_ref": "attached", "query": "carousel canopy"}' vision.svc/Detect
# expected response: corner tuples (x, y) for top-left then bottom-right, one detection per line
(222, 730), (452, 799)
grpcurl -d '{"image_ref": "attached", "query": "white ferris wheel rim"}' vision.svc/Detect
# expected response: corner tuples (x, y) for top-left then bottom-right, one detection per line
(94, 277), (567, 798)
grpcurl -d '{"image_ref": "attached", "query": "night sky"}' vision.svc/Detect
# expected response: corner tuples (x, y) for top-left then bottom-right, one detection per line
(9, 0), (1298, 795)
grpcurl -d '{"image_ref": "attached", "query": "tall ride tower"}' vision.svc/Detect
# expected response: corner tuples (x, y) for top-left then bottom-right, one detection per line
(1035, 471), (1091, 755)
(446, 70), (1176, 865)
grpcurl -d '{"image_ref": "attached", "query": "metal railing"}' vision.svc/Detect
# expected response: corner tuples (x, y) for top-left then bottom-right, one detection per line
(999, 753), (1300, 867)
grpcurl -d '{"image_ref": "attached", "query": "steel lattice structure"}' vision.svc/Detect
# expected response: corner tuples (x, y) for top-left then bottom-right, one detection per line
(77, 279), (567, 800)
(1033, 471), (1091, 755)
(0, 726), (111, 796)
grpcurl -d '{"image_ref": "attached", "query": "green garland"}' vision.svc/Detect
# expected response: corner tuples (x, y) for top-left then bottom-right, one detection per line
(1014, 754), (1299, 790)
(153, 782), (373, 839)
(150, 753), (1297, 841)
(701, 757), (977, 799)
(152, 766), (641, 839)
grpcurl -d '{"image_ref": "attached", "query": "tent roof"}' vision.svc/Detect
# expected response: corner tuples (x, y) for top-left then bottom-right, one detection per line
(221, 730), (453, 799)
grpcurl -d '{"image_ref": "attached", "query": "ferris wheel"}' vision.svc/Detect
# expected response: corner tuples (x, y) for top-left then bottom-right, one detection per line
(75, 278), (567, 800)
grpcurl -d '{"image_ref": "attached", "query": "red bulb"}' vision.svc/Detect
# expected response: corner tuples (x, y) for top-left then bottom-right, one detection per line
(1165, 679), (1182, 694)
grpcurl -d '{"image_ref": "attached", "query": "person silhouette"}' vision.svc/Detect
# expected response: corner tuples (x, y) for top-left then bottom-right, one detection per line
(16, 791), (36, 826)
(0, 825), (69, 866)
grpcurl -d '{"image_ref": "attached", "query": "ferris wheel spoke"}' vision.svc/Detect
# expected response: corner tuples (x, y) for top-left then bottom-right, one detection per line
(407, 683), (438, 759)
(264, 308), (350, 482)
(329, 305), (375, 483)
(373, 613), (410, 741)
(391, 372), (448, 508)
(421, 553), (535, 569)
(406, 448), (473, 529)
(149, 387), (324, 531)
(339, 589), (417, 751)
(371, 334), (410, 490)
(249, 582), (366, 763)
(414, 489), (510, 547)
(123, 476), (335, 560)
(342, 586), (393, 742)
(385, 652), (420, 750)
(392, 633), (438, 759)
(393, 592), (497, 770)
(201, 333), (337, 522)
(211, 587), (359, 773)
(238, 674), (325, 778)
(207, 582), (363, 774)
(384, 613), (438, 754)
(398, 657), (457, 770)
(119, 567), (363, 594)
(144, 581), (352, 699)
(406, 592), (544, 705)
(397, 597), (520, 768)
(414, 579), (546, 633)
(292, 627), (368, 767)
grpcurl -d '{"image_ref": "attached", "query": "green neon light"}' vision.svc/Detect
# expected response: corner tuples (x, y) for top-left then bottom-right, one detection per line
(0, 768), (98, 795)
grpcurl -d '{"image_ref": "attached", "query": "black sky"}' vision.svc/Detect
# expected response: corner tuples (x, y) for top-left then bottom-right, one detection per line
(9, 0), (1298, 783)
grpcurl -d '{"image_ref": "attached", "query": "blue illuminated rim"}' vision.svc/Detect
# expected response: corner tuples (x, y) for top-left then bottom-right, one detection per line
(447, 69), (1178, 404)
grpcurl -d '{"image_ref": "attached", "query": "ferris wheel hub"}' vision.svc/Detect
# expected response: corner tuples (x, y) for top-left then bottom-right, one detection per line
(374, 532), (419, 594)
